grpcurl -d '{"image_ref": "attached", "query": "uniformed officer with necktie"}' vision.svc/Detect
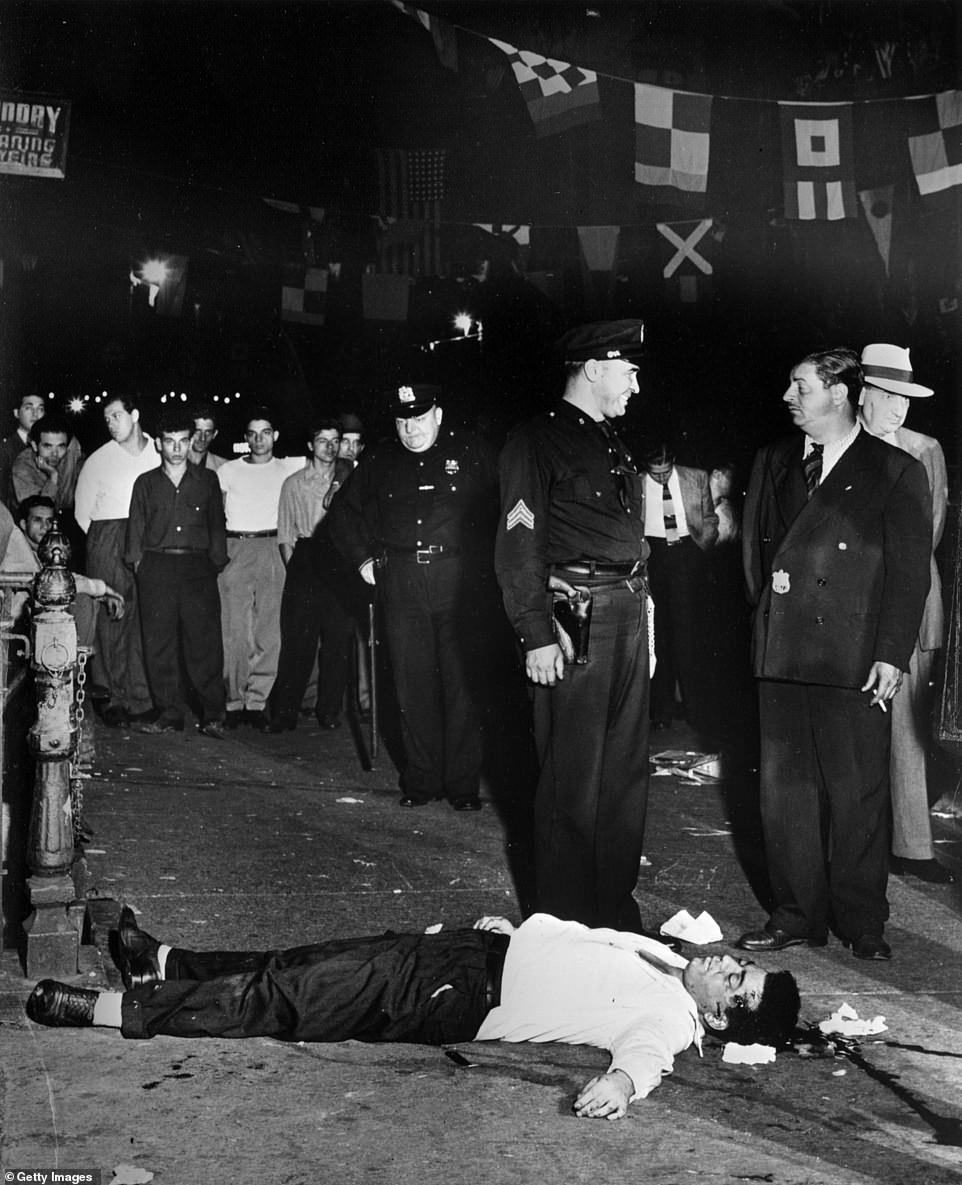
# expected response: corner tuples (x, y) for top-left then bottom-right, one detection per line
(495, 321), (672, 943)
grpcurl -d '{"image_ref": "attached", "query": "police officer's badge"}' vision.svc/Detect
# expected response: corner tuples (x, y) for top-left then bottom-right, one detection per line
(444, 459), (459, 475)
(772, 570), (791, 595)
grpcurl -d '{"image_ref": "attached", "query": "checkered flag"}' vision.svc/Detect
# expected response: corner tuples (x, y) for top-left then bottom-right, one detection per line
(908, 90), (962, 196)
(281, 267), (327, 326)
(489, 38), (600, 138)
(634, 84), (712, 205)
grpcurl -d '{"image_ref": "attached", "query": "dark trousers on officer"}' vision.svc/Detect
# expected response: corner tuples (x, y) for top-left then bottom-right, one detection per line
(647, 536), (713, 739)
(380, 555), (485, 804)
(137, 551), (225, 725)
(87, 518), (153, 716)
(120, 929), (509, 1043)
(758, 680), (891, 942)
(270, 538), (354, 724)
(532, 582), (650, 932)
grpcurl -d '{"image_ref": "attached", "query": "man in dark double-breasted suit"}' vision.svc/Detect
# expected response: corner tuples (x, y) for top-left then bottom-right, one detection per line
(738, 348), (931, 962)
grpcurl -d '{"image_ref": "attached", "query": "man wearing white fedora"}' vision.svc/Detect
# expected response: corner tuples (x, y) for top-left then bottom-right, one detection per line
(858, 344), (953, 885)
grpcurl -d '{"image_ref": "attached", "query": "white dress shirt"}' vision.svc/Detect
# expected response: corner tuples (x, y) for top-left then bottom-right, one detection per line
(643, 470), (691, 538)
(476, 914), (700, 1100)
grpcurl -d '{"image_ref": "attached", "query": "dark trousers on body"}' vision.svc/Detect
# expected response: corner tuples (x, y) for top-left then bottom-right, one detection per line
(137, 551), (225, 725)
(86, 518), (153, 715)
(270, 538), (354, 723)
(380, 556), (487, 804)
(532, 582), (651, 932)
(120, 929), (508, 1043)
(758, 679), (892, 941)
(647, 536), (713, 739)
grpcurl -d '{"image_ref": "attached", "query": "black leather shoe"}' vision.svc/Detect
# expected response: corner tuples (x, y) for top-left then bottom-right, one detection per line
(224, 710), (244, 730)
(199, 719), (226, 740)
(100, 704), (129, 728)
(267, 715), (296, 734)
(737, 926), (826, 952)
(114, 905), (163, 988)
(315, 713), (342, 730)
(26, 980), (98, 1027)
(246, 709), (271, 731)
(399, 794), (437, 808)
(890, 856), (955, 884)
(845, 934), (892, 961)
(451, 798), (482, 812)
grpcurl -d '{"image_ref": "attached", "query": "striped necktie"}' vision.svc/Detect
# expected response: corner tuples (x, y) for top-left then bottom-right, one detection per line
(662, 482), (679, 545)
(802, 443), (823, 499)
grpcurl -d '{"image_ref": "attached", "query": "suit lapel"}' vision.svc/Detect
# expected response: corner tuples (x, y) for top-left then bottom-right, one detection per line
(775, 432), (870, 556)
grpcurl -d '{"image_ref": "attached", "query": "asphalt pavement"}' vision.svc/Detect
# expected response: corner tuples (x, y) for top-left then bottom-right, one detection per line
(3, 709), (962, 1185)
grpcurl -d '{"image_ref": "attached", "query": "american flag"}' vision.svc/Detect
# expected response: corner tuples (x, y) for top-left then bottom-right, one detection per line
(375, 148), (445, 276)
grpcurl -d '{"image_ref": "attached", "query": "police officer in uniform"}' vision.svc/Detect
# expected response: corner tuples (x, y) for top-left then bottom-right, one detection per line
(328, 383), (499, 811)
(496, 321), (669, 940)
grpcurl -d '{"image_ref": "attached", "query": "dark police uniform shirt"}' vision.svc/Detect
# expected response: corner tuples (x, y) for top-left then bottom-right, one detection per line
(124, 464), (228, 571)
(328, 427), (498, 570)
(495, 401), (648, 651)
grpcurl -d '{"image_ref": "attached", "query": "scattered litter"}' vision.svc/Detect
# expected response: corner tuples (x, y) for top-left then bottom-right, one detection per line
(660, 909), (723, 945)
(158, 875), (176, 881)
(424, 923), (443, 934)
(650, 750), (724, 783)
(392, 888), (402, 894)
(109, 1167), (154, 1185)
(124, 767), (144, 773)
(85, 848), (106, 855)
(722, 1043), (776, 1065)
(352, 859), (375, 867)
(818, 1003), (887, 1037)
(832, 1069), (847, 1076)
(336, 797), (364, 804)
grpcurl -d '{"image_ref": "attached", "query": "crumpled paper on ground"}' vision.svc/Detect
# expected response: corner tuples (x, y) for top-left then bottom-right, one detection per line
(650, 749), (724, 783)
(659, 908), (724, 945)
(818, 1002), (887, 1036)
(722, 1042), (777, 1065)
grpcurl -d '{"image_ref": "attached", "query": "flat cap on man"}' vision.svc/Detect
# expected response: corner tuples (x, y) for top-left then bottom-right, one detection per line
(389, 384), (441, 418)
(557, 320), (646, 363)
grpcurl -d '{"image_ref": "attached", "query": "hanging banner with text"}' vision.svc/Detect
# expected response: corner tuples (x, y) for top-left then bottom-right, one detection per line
(0, 92), (71, 178)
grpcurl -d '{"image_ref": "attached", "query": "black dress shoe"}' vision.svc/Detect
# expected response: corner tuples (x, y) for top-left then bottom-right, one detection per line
(399, 794), (437, 808)
(267, 715), (297, 734)
(246, 709), (271, 732)
(100, 705), (129, 728)
(890, 856), (955, 884)
(224, 710), (244, 730)
(315, 713), (342, 730)
(450, 798), (482, 812)
(114, 905), (163, 988)
(844, 934), (892, 961)
(26, 980), (98, 1027)
(737, 926), (826, 952)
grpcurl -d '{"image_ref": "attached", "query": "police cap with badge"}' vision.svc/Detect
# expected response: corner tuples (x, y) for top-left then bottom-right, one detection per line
(557, 319), (646, 363)
(390, 383), (443, 418)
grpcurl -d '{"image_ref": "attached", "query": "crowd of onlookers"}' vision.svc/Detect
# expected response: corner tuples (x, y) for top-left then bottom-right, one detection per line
(0, 392), (368, 743)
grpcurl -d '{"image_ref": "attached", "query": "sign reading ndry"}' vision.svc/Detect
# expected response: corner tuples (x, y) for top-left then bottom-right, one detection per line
(0, 92), (71, 178)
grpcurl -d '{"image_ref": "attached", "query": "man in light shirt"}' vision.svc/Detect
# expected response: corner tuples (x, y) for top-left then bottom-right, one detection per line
(642, 443), (718, 741)
(27, 911), (799, 1119)
(74, 395), (160, 726)
(217, 407), (304, 728)
(269, 418), (355, 732)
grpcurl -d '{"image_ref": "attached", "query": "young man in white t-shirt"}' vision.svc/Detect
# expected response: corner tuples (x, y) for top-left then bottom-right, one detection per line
(217, 407), (303, 728)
